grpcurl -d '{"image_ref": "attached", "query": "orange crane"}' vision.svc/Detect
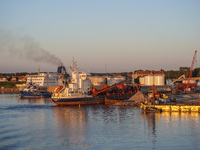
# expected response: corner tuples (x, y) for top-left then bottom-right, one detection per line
(176, 50), (197, 94)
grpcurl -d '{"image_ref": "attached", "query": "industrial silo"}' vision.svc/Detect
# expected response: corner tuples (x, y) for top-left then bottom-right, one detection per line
(144, 75), (154, 86)
(154, 75), (165, 86)
(139, 77), (145, 85)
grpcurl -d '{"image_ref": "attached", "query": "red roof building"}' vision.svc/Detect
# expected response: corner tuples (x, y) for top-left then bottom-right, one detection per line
(18, 76), (26, 82)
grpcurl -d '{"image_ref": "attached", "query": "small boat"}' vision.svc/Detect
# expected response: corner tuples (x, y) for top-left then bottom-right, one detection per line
(20, 85), (51, 98)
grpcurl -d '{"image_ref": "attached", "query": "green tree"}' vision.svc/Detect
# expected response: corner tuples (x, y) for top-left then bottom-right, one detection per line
(192, 68), (200, 77)
(179, 67), (190, 77)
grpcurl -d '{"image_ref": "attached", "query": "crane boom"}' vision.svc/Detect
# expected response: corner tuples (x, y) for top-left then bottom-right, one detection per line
(93, 79), (131, 96)
(175, 50), (197, 94)
(189, 50), (197, 79)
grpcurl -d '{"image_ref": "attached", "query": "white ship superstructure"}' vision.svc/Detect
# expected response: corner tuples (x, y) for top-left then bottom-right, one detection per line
(52, 58), (92, 101)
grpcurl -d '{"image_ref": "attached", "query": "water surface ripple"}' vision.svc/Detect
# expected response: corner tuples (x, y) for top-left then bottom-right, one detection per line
(0, 94), (200, 150)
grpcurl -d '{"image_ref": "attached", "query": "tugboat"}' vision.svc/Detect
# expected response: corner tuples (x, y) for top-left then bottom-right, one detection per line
(20, 84), (51, 98)
(51, 58), (104, 106)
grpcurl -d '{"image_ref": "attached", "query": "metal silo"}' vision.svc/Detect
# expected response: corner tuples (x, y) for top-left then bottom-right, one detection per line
(144, 75), (154, 86)
(139, 77), (145, 85)
(154, 75), (165, 86)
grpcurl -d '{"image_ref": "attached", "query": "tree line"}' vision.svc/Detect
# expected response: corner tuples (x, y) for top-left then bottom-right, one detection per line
(1, 67), (200, 80)
(164, 67), (200, 79)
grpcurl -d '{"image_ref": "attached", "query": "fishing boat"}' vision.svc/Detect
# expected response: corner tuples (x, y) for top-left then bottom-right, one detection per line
(51, 58), (104, 106)
(20, 85), (51, 98)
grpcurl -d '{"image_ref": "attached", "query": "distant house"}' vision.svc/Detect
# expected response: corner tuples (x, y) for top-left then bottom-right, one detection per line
(0, 76), (8, 82)
(18, 76), (26, 82)
(6, 76), (12, 81)
(11, 77), (17, 82)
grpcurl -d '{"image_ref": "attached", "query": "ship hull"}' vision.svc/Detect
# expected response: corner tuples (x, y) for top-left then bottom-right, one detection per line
(21, 95), (51, 98)
(51, 96), (105, 106)
(20, 91), (51, 98)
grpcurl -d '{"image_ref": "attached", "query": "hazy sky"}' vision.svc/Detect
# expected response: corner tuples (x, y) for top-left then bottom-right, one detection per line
(0, 0), (200, 73)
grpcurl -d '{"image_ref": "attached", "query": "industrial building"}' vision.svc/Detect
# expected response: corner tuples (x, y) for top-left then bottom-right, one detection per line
(133, 71), (165, 86)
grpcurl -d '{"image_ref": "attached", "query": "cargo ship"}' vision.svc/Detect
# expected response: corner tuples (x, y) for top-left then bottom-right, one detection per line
(51, 94), (104, 106)
(51, 58), (105, 106)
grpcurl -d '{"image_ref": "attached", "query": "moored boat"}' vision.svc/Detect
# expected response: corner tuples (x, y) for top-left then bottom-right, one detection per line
(51, 95), (104, 106)
(17, 66), (59, 93)
(20, 85), (51, 98)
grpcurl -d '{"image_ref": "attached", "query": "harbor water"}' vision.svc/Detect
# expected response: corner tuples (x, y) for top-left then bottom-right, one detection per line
(0, 94), (200, 150)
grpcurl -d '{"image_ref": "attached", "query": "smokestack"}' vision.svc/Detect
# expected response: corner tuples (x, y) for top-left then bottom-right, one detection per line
(57, 66), (66, 74)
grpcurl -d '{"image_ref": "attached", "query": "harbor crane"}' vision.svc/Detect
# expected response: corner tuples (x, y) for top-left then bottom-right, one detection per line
(176, 50), (197, 94)
(189, 50), (197, 80)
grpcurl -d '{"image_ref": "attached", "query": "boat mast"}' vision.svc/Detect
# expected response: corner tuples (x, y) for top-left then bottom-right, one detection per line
(37, 65), (40, 76)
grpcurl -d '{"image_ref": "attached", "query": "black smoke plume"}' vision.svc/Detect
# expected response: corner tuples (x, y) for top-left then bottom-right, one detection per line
(0, 30), (63, 66)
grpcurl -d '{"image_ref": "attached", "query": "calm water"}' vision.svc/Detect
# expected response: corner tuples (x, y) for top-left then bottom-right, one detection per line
(0, 94), (200, 150)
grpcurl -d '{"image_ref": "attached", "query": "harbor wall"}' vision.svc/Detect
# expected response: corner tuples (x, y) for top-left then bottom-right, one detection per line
(0, 86), (57, 94)
(0, 88), (20, 94)
(141, 103), (200, 112)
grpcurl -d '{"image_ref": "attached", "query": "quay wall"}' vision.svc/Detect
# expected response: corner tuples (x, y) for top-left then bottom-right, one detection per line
(0, 88), (20, 94)
(141, 103), (200, 112)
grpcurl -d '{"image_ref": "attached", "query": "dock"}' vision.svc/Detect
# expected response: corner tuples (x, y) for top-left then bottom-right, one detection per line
(141, 103), (200, 112)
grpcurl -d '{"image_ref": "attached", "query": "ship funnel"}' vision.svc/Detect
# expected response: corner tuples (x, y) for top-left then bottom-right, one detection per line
(57, 66), (66, 74)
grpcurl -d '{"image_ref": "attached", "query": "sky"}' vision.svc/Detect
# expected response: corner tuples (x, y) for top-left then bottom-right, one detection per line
(0, 0), (200, 73)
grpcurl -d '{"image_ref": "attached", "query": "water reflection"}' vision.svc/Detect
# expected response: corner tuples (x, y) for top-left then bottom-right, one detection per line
(1, 94), (200, 149)
(51, 105), (137, 149)
(52, 106), (91, 149)
(18, 97), (52, 104)
(141, 112), (157, 148)
(141, 111), (200, 149)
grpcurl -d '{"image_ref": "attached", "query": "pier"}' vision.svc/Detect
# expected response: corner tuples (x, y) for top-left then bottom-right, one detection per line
(141, 103), (200, 112)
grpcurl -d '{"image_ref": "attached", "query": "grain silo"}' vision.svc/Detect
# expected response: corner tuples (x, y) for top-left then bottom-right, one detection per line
(144, 75), (154, 86)
(139, 77), (145, 85)
(154, 75), (165, 86)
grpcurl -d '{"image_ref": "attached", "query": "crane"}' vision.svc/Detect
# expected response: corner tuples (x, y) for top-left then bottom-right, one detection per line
(176, 50), (197, 94)
(188, 50), (197, 79)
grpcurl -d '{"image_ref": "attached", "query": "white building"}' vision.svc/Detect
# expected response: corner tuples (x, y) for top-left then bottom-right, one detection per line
(26, 73), (59, 87)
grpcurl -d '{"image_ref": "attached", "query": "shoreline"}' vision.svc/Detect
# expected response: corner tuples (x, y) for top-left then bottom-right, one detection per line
(0, 88), (20, 94)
